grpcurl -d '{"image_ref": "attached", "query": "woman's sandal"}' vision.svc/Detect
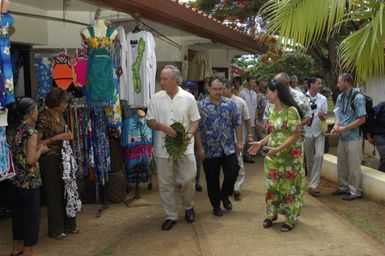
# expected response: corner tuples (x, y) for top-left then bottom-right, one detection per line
(281, 223), (293, 232)
(263, 216), (277, 229)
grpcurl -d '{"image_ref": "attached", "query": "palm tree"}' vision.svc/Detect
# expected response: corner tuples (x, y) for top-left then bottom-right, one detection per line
(261, 0), (385, 84)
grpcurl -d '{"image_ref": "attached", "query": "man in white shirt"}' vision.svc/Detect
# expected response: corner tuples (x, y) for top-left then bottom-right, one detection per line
(223, 80), (253, 201)
(304, 77), (328, 196)
(239, 76), (258, 163)
(146, 65), (201, 231)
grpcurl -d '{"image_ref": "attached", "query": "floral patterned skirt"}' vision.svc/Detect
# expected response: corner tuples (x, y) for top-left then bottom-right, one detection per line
(263, 146), (305, 226)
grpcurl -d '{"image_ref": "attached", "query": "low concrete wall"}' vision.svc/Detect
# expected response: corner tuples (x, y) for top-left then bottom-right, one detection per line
(322, 154), (385, 204)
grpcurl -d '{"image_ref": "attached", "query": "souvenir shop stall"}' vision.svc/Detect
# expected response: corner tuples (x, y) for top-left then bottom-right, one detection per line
(0, 0), (16, 215)
(0, 4), (157, 217)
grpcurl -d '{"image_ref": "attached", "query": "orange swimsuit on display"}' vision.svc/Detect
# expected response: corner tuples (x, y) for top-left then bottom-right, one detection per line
(52, 56), (74, 90)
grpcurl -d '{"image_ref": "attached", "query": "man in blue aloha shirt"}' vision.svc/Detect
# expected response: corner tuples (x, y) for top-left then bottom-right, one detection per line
(331, 73), (366, 200)
(195, 77), (243, 217)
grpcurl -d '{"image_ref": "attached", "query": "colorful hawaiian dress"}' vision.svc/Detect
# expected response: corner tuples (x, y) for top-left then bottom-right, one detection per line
(35, 60), (54, 100)
(265, 106), (305, 226)
(85, 26), (116, 102)
(121, 113), (153, 183)
(0, 12), (14, 110)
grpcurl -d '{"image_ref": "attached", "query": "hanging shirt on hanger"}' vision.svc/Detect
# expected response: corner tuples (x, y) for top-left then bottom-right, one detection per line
(123, 31), (156, 108)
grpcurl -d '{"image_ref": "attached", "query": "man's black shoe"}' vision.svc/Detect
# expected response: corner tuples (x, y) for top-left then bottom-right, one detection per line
(222, 197), (232, 210)
(342, 194), (362, 201)
(233, 190), (241, 201)
(185, 208), (195, 223)
(331, 189), (350, 196)
(195, 183), (203, 192)
(212, 207), (223, 217)
(161, 219), (177, 231)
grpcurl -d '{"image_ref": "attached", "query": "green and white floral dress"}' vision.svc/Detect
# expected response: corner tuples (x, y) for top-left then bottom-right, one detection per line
(265, 106), (305, 226)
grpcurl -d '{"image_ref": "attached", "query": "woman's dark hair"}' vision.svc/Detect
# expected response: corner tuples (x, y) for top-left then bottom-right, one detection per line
(267, 80), (304, 119)
(7, 97), (37, 129)
(45, 88), (72, 109)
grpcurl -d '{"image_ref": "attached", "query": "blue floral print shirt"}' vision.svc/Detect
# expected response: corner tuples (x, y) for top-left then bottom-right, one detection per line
(198, 96), (242, 158)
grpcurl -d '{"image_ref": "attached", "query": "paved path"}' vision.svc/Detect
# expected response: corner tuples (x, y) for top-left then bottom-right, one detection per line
(1, 156), (385, 256)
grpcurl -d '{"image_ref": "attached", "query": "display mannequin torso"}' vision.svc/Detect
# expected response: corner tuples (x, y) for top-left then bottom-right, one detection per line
(81, 19), (117, 40)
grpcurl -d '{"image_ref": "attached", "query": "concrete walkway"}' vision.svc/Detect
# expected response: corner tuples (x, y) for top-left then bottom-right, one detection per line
(1, 156), (385, 256)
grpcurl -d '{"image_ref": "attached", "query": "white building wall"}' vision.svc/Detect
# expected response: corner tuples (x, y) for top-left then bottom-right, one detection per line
(366, 76), (385, 105)
(10, 3), (48, 45)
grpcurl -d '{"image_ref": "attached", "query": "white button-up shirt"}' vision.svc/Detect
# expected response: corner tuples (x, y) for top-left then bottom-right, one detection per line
(239, 88), (257, 127)
(304, 92), (328, 137)
(146, 87), (201, 158)
(230, 94), (250, 144)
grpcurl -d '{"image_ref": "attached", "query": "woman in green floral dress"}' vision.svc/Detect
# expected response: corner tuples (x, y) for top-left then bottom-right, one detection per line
(248, 80), (304, 232)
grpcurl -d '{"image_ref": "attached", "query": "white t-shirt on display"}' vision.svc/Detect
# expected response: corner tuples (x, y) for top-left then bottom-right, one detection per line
(123, 31), (156, 108)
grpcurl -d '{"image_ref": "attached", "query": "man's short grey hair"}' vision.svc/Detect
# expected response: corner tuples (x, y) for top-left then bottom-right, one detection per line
(291, 75), (298, 81)
(275, 72), (291, 84)
(162, 65), (181, 82)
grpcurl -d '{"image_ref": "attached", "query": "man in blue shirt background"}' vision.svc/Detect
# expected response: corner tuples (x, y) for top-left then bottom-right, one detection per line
(331, 73), (366, 200)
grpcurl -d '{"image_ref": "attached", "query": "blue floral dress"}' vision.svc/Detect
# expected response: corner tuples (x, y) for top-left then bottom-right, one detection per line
(35, 60), (54, 100)
(264, 106), (305, 226)
(0, 12), (14, 110)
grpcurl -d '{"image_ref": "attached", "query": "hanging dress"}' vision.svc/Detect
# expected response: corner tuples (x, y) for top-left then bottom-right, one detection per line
(35, 59), (54, 100)
(0, 11), (14, 109)
(122, 113), (153, 183)
(74, 54), (87, 88)
(85, 26), (116, 102)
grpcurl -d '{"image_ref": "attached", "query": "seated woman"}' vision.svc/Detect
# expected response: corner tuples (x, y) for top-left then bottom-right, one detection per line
(248, 80), (304, 232)
(36, 88), (79, 240)
(7, 98), (49, 256)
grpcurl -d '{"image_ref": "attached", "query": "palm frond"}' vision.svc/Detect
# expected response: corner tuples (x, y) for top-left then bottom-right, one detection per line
(338, 2), (385, 83)
(261, 0), (346, 48)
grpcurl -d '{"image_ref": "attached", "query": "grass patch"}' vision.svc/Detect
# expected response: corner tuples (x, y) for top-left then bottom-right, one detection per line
(96, 246), (114, 256)
(326, 203), (385, 244)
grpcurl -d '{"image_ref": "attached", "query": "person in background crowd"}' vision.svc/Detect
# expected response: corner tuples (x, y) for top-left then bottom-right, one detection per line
(253, 81), (268, 141)
(232, 75), (243, 96)
(223, 79), (252, 201)
(304, 77), (328, 196)
(7, 98), (49, 256)
(368, 101), (385, 172)
(248, 80), (305, 232)
(196, 77), (243, 217)
(146, 65), (200, 231)
(36, 88), (78, 240)
(331, 73), (366, 200)
(290, 75), (303, 92)
(302, 78), (309, 93)
(239, 76), (258, 163)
